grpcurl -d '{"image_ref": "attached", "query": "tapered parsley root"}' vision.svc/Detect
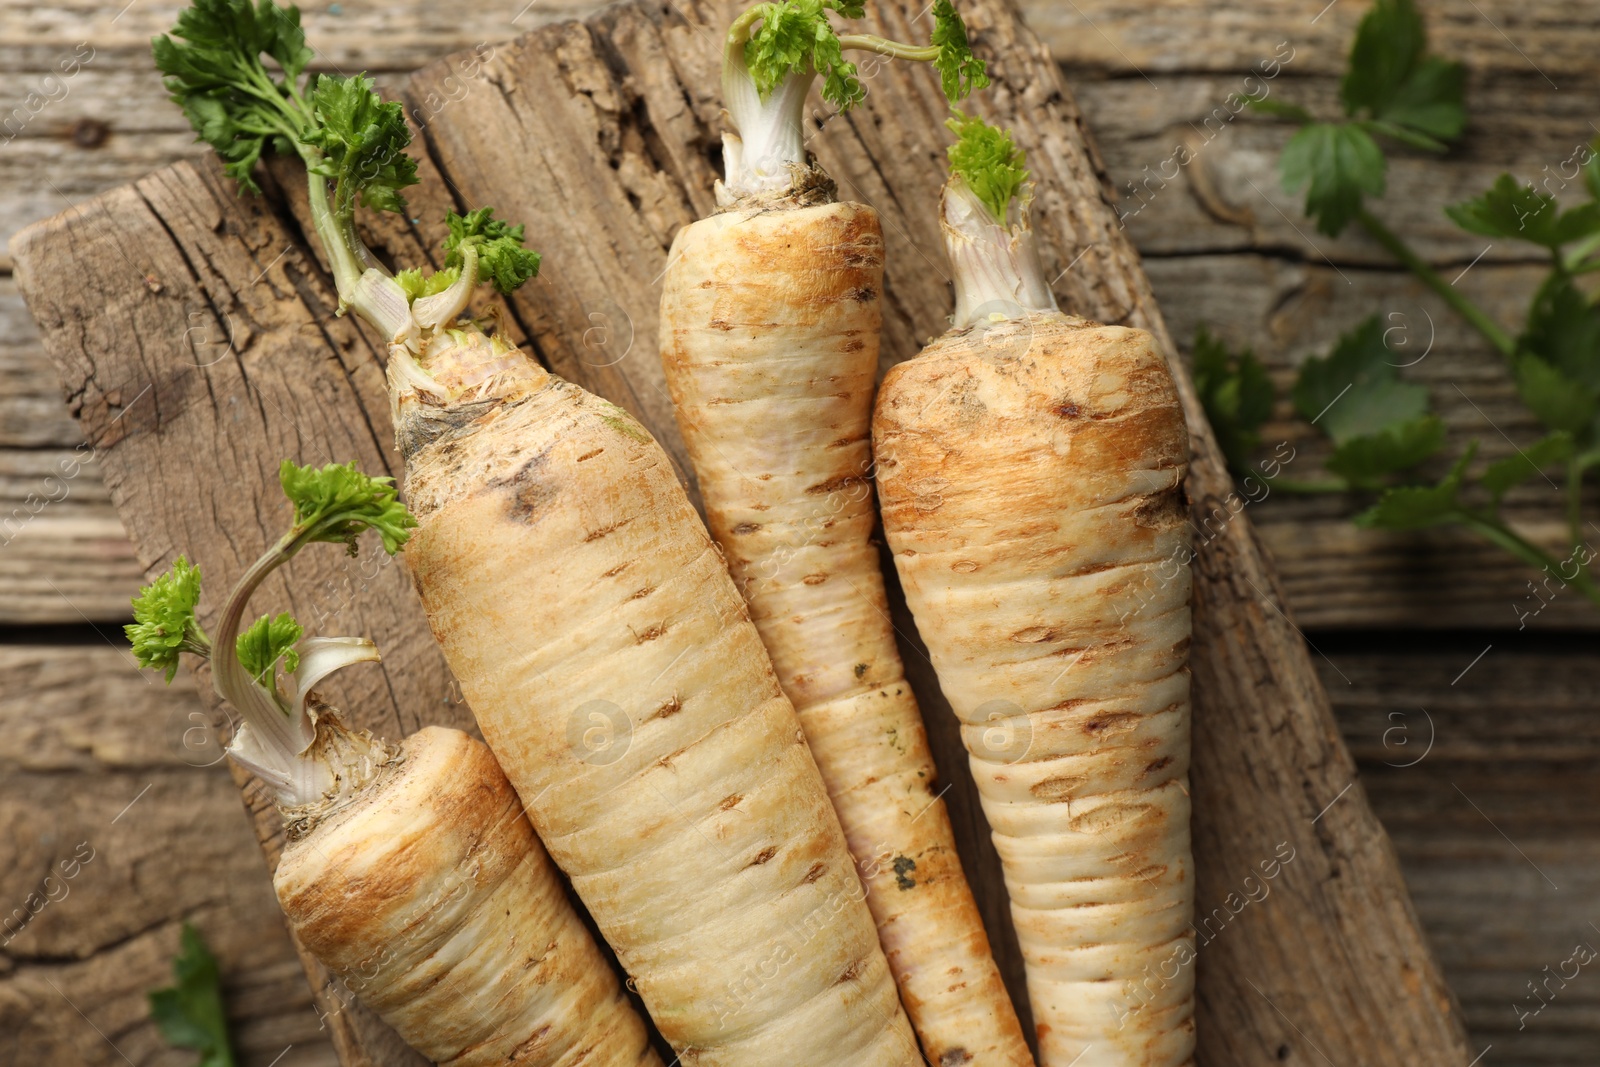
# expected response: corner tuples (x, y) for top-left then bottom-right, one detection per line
(129, 463), (658, 1067)
(659, 10), (1030, 1067)
(871, 116), (1197, 1066)
(158, 2), (914, 1062)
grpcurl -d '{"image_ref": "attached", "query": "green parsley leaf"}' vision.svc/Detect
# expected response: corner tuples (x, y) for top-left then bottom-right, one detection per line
(1521, 276), (1600, 392)
(236, 612), (302, 688)
(443, 207), (543, 295)
(152, 0), (315, 193)
(1447, 174), (1600, 250)
(1191, 326), (1274, 471)
(1512, 353), (1598, 435)
(1292, 315), (1430, 445)
(395, 265), (461, 301)
(1280, 123), (1386, 237)
(1355, 440), (1476, 530)
(149, 924), (236, 1067)
(945, 109), (1028, 223)
(1324, 414), (1446, 486)
(745, 0), (864, 109)
(302, 73), (419, 216)
(1247, 98), (1314, 124)
(278, 459), (417, 555)
(931, 0), (988, 102)
(127, 557), (210, 683)
(1480, 431), (1573, 503)
(1341, 0), (1465, 144)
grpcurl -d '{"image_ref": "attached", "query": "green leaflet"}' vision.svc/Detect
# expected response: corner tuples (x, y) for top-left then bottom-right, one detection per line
(149, 924), (236, 1067)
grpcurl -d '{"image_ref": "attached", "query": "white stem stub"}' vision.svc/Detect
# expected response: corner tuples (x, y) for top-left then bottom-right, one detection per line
(942, 177), (1060, 331)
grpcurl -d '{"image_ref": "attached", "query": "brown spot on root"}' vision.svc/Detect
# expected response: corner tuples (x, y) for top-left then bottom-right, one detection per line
(708, 319), (736, 331)
(1134, 487), (1187, 530)
(1055, 401), (1083, 418)
(489, 452), (558, 525)
(626, 586), (655, 601)
(892, 855), (916, 890)
(1084, 712), (1141, 737)
(1012, 626), (1059, 644)
(940, 1045), (974, 1065)
(844, 287), (876, 302)
(717, 793), (743, 811)
(836, 959), (864, 984)
(653, 695), (683, 720)
(600, 562), (630, 578)
(951, 559), (980, 573)
(576, 448), (604, 462)
(827, 434), (867, 448)
(1032, 776), (1086, 802)
(584, 517), (632, 543)
(1143, 756), (1174, 777)
(806, 474), (866, 495)
(731, 522), (761, 535)
(854, 663), (869, 678)
(634, 623), (667, 643)
(746, 846), (777, 867)
(802, 573), (828, 585)
(841, 338), (865, 352)
(1047, 697), (1092, 713)
(802, 862), (827, 884)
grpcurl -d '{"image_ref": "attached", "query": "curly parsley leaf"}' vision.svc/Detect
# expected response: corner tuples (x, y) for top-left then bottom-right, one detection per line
(302, 73), (418, 215)
(744, 0), (864, 109)
(1513, 354), (1598, 434)
(127, 557), (210, 683)
(1341, 0), (1466, 146)
(149, 924), (236, 1067)
(931, 0), (988, 102)
(395, 265), (461, 301)
(1447, 174), (1600, 250)
(278, 459), (417, 555)
(1356, 441), (1476, 530)
(152, 0), (316, 193)
(1280, 123), (1387, 237)
(443, 207), (542, 295)
(236, 613), (302, 689)
(945, 109), (1028, 223)
(1192, 326), (1274, 472)
(1292, 315), (1430, 445)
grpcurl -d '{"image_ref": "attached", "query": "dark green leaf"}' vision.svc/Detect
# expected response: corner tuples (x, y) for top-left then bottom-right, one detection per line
(1355, 441), (1476, 530)
(1280, 123), (1386, 237)
(1446, 173), (1600, 249)
(1341, 0), (1466, 144)
(1292, 315), (1430, 445)
(278, 459), (418, 555)
(149, 924), (235, 1067)
(1512, 353), (1599, 434)
(236, 612), (302, 687)
(1520, 276), (1600, 391)
(1480, 431), (1573, 502)
(1191, 326), (1275, 471)
(1324, 414), (1446, 485)
(443, 207), (542, 295)
(1247, 97), (1314, 123)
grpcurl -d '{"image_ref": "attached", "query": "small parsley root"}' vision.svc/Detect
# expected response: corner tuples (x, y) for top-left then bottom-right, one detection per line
(129, 462), (658, 1067)
(659, 8), (1028, 1066)
(872, 116), (1197, 1067)
(160, 3), (909, 1062)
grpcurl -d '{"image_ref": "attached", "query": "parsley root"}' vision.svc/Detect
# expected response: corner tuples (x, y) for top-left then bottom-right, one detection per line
(872, 116), (1197, 1066)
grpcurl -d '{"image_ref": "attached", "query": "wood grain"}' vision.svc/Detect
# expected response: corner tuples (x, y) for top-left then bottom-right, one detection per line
(10, 2), (1477, 1065)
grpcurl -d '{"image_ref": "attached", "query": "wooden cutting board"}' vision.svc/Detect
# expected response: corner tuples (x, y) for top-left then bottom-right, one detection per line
(9, 0), (1472, 1062)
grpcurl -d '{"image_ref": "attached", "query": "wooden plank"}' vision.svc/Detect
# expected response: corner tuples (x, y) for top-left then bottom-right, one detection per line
(0, 645), (337, 1067)
(10, 1), (1471, 1064)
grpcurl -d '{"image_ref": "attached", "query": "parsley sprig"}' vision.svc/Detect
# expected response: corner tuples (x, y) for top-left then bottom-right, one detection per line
(945, 109), (1027, 223)
(154, 0), (539, 338)
(1216, 0), (1600, 613)
(150, 925), (236, 1067)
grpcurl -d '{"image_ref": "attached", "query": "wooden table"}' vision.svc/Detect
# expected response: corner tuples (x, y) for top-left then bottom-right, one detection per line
(1, 1), (1594, 1064)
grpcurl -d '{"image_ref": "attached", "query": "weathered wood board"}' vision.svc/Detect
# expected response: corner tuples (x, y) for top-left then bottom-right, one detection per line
(10, 0), (1476, 1065)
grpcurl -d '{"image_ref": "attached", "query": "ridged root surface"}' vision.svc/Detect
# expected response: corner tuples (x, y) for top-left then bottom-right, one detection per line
(873, 313), (1196, 1067)
(660, 201), (1033, 1067)
(274, 725), (661, 1067)
(395, 353), (918, 1067)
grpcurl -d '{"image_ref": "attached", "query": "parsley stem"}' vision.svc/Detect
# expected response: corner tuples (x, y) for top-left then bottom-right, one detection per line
(1456, 509), (1600, 609)
(1259, 474), (1351, 494)
(1566, 454), (1586, 556)
(836, 34), (938, 61)
(1356, 208), (1516, 358)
